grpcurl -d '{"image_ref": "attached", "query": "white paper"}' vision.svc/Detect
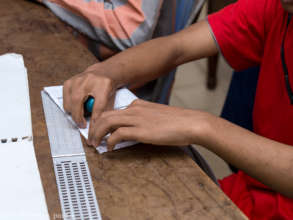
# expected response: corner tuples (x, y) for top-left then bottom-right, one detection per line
(0, 141), (49, 220)
(44, 85), (138, 153)
(0, 53), (49, 219)
(0, 53), (32, 140)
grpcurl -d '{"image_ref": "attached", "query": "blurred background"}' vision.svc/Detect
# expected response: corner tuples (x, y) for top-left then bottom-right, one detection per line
(170, 3), (234, 179)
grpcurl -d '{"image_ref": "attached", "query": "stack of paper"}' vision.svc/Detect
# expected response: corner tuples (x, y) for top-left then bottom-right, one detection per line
(0, 54), (49, 219)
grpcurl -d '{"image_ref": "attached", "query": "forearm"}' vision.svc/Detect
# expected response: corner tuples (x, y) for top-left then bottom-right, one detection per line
(93, 20), (218, 89)
(100, 36), (179, 89)
(63, 20), (218, 142)
(196, 114), (293, 197)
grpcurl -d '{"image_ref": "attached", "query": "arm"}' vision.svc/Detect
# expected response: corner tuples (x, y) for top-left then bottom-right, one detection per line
(63, 20), (217, 127)
(63, 18), (293, 198)
(88, 100), (293, 198)
(92, 20), (217, 88)
(200, 113), (293, 198)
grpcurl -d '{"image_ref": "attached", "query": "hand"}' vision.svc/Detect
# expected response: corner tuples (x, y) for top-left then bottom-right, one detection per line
(63, 63), (116, 128)
(87, 99), (211, 150)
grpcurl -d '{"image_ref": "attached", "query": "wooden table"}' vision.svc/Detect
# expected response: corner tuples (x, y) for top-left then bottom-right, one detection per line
(0, 0), (247, 219)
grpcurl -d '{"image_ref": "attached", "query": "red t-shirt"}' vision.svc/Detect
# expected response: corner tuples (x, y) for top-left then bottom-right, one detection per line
(208, 0), (293, 219)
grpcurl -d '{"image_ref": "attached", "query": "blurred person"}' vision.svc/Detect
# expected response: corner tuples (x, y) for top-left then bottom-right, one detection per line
(63, 0), (293, 219)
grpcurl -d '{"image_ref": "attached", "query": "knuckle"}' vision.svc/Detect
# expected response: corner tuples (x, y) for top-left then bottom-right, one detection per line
(84, 71), (96, 80)
(114, 128), (122, 136)
(91, 115), (100, 124)
(63, 79), (71, 88)
(102, 116), (113, 126)
(102, 76), (112, 86)
(71, 94), (82, 103)
(99, 77), (114, 92)
(116, 128), (127, 137)
(131, 99), (142, 106)
(101, 110), (114, 118)
(107, 139), (115, 148)
(128, 105), (141, 113)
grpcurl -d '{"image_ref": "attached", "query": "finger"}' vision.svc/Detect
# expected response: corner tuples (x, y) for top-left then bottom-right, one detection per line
(88, 84), (114, 144)
(88, 76), (114, 115)
(88, 114), (135, 147)
(130, 99), (168, 111)
(99, 108), (134, 118)
(107, 127), (137, 151)
(128, 99), (143, 107)
(63, 80), (72, 114)
(70, 92), (87, 128)
(90, 88), (112, 120)
(88, 116), (135, 146)
(127, 99), (158, 113)
(105, 94), (115, 111)
(88, 96), (107, 143)
(129, 99), (151, 107)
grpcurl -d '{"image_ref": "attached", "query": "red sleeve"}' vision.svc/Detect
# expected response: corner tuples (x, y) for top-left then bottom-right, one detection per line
(208, 0), (268, 71)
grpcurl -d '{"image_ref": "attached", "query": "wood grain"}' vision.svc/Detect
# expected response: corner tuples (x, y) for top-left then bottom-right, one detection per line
(0, 0), (247, 219)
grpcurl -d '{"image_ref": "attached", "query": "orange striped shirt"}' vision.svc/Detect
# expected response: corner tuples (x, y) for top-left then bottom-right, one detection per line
(39, 0), (165, 51)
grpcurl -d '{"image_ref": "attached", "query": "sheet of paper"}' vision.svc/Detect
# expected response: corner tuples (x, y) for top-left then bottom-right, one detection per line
(44, 85), (138, 153)
(0, 141), (49, 220)
(0, 53), (49, 219)
(0, 53), (32, 141)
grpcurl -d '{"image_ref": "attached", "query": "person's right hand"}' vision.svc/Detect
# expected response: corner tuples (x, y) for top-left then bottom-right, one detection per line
(63, 63), (116, 129)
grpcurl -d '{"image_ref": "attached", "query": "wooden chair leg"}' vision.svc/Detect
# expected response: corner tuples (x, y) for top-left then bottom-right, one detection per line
(207, 54), (218, 90)
(207, 0), (218, 90)
(207, 0), (237, 90)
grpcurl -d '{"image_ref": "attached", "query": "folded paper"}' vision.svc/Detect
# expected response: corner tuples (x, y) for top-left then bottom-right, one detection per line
(44, 85), (138, 153)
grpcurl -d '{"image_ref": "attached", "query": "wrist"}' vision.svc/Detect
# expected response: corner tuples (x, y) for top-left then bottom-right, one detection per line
(100, 59), (130, 90)
(86, 62), (121, 91)
(189, 111), (215, 146)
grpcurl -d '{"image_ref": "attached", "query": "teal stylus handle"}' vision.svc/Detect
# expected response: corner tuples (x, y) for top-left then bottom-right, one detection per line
(84, 96), (94, 117)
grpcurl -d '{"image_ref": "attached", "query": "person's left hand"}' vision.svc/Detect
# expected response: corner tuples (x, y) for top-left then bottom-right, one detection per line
(87, 99), (211, 150)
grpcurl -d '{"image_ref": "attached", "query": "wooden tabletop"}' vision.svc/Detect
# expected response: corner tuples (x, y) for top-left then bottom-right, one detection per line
(0, 0), (247, 219)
